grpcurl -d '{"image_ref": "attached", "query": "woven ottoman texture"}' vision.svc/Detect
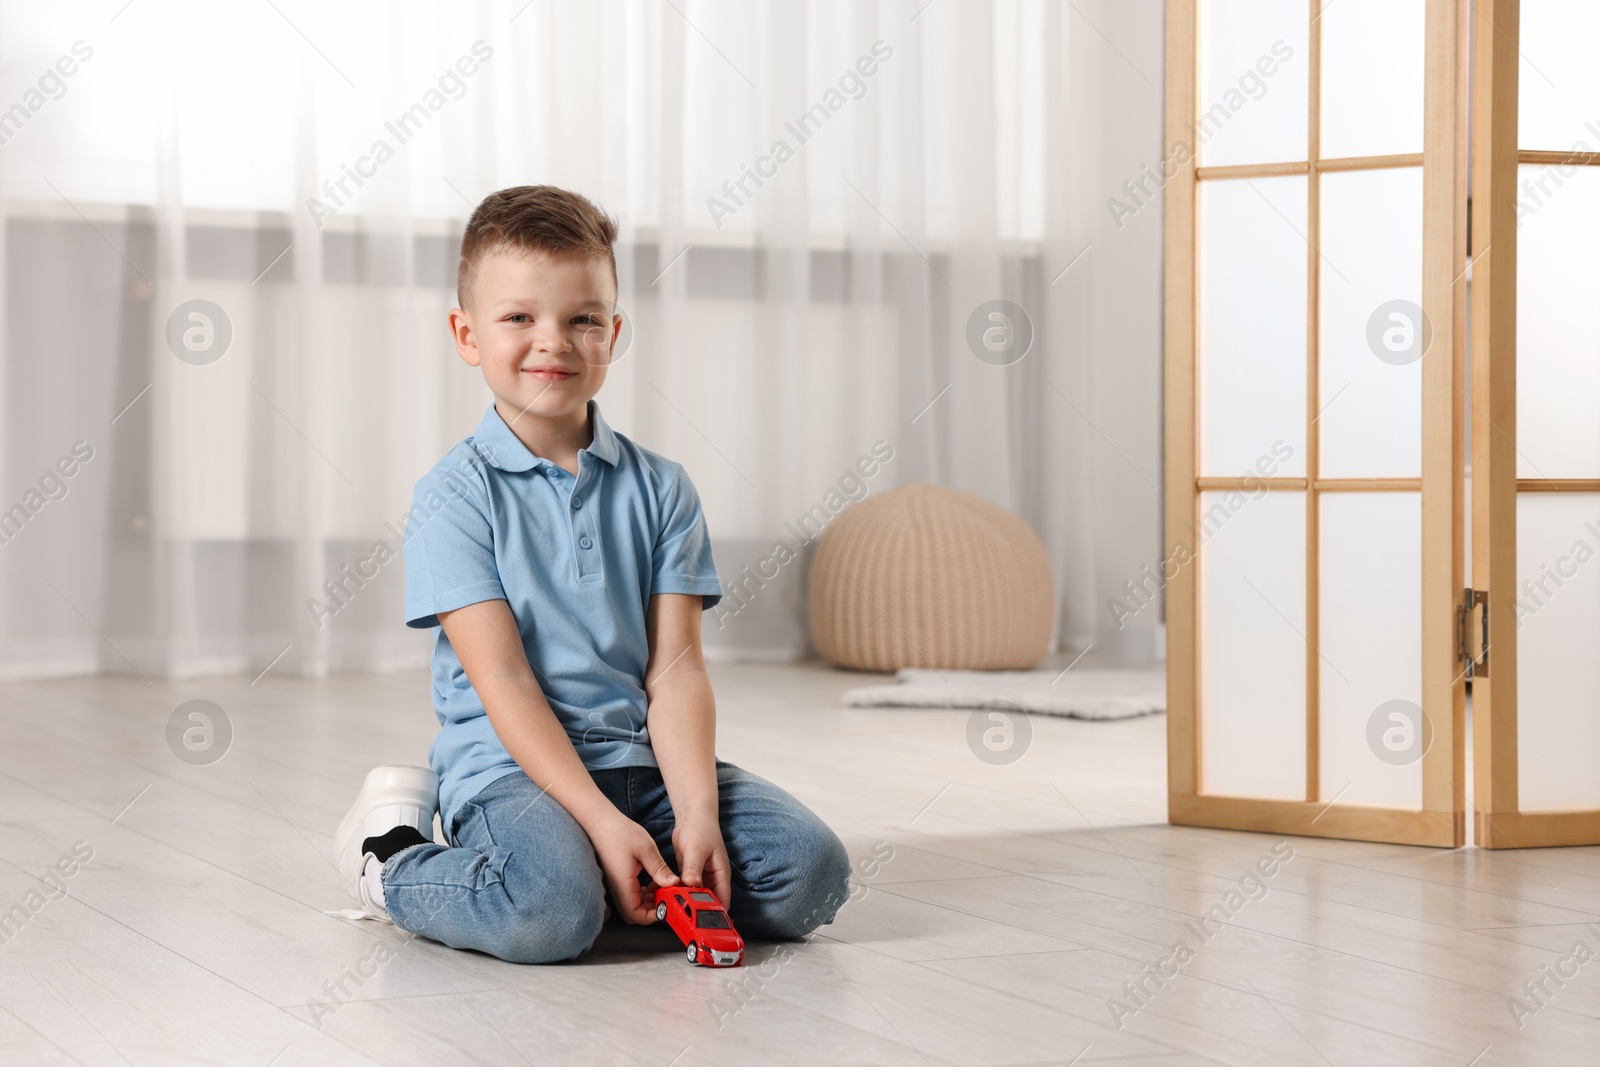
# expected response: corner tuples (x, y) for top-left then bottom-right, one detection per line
(808, 484), (1054, 671)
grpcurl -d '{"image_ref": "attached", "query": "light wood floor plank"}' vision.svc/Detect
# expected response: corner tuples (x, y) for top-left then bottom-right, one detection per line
(0, 658), (1594, 1065)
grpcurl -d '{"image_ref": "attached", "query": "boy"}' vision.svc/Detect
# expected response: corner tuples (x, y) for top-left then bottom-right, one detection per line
(332, 186), (851, 964)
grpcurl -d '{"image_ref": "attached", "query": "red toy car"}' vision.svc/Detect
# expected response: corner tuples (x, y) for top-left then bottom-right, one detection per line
(653, 886), (744, 967)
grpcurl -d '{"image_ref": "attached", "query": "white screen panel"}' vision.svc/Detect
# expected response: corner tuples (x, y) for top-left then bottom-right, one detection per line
(1199, 490), (1306, 800)
(1198, 176), (1307, 477)
(1319, 493), (1424, 810)
(1196, 0), (1309, 167)
(1319, 0), (1425, 159)
(1517, 164), (1600, 480)
(1519, 1), (1600, 151)
(1517, 494), (1600, 812)
(1318, 167), (1424, 478)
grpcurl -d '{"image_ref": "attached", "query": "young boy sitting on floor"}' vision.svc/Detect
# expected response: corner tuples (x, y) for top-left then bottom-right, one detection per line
(332, 185), (851, 963)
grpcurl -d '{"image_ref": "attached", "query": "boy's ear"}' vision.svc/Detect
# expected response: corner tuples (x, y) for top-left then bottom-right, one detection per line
(448, 306), (482, 367)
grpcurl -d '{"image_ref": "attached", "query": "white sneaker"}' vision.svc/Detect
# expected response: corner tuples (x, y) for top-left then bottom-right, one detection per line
(332, 765), (439, 919)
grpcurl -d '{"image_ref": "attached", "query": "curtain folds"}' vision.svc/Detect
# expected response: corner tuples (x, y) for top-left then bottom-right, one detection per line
(0, 0), (1163, 680)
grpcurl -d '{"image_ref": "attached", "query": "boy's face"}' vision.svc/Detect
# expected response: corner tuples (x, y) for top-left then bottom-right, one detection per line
(451, 247), (620, 423)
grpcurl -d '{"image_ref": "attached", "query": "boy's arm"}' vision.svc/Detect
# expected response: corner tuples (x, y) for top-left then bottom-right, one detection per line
(643, 592), (732, 908)
(437, 598), (678, 923)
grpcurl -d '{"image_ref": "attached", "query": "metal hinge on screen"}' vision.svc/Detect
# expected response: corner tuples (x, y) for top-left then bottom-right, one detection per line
(1458, 588), (1489, 680)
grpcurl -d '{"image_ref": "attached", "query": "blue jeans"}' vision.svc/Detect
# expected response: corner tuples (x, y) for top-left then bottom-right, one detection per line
(380, 760), (852, 964)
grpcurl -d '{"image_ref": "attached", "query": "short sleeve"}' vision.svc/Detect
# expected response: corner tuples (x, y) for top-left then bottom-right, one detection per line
(651, 466), (724, 610)
(403, 463), (507, 628)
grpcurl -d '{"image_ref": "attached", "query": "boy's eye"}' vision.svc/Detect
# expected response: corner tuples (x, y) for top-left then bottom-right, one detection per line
(507, 313), (531, 323)
(573, 315), (599, 325)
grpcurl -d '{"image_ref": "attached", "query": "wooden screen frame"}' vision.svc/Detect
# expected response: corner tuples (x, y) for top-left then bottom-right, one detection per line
(1165, 0), (1469, 847)
(1471, 0), (1600, 848)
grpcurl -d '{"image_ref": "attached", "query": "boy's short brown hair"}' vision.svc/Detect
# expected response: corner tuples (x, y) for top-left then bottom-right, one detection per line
(457, 185), (619, 310)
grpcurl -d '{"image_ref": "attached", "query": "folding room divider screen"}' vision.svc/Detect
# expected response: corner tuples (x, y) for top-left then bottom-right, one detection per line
(1471, 0), (1600, 848)
(1164, 0), (1475, 847)
(1169, 0), (1600, 849)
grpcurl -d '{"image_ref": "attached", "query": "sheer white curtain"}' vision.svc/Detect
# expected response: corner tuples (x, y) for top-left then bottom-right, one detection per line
(0, 0), (1163, 680)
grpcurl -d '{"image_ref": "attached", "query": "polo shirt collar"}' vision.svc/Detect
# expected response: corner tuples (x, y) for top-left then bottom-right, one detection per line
(584, 400), (621, 466)
(472, 399), (620, 473)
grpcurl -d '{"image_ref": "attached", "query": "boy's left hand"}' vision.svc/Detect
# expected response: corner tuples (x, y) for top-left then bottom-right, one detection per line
(672, 805), (733, 910)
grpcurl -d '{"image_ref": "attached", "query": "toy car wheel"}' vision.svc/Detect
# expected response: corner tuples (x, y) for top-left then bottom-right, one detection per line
(686, 941), (699, 964)
(656, 902), (667, 922)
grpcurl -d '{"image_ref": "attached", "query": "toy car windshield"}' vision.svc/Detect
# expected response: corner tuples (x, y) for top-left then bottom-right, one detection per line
(689, 891), (717, 903)
(696, 910), (732, 929)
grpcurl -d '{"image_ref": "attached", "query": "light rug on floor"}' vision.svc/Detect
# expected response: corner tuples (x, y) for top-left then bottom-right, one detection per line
(841, 667), (1164, 721)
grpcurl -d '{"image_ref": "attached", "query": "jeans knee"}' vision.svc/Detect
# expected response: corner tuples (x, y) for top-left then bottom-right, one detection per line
(804, 827), (854, 930)
(749, 822), (853, 940)
(494, 874), (606, 964)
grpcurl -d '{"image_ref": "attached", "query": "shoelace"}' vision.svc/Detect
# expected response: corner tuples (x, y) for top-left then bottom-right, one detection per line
(324, 906), (384, 921)
(323, 855), (392, 922)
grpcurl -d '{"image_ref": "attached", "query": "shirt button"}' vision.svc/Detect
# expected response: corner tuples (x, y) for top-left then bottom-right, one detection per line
(571, 497), (583, 510)
(579, 536), (593, 549)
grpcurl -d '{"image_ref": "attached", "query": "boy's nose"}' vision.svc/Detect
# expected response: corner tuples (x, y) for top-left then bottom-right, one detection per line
(532, 324), (572, 352)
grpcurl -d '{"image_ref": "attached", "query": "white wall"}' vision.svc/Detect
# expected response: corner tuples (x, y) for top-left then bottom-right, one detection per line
(1075, 0), (1168, 662)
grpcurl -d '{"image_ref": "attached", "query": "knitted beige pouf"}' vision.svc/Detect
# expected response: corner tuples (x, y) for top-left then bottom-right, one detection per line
(808, 484), (1054, 671)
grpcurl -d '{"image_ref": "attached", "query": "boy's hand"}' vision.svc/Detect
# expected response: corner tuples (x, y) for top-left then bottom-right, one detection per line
(672, 805), (733, 911)
(592, 810), (679, 924)
(641, 594), (729, 906)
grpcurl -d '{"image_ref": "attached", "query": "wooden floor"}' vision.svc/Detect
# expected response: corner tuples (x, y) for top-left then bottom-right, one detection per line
(0, 655), (1595, 1066)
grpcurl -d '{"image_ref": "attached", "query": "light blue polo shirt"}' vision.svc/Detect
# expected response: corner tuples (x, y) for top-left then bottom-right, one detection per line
(403, 399), (724, 830)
